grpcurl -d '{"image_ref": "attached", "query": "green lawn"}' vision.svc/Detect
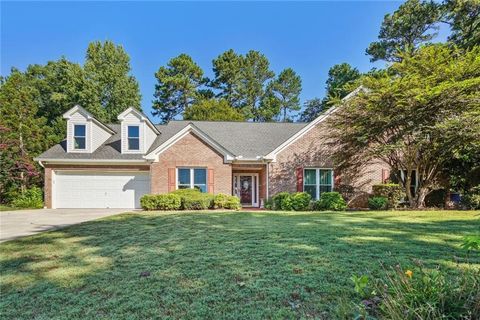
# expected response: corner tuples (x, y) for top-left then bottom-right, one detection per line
(1, 210), (479, 319)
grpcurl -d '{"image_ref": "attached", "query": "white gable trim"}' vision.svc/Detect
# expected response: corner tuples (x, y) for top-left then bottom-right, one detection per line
(118, 107), (160, 134)
(144, 123), (235, 162)
(264, 86), (365, 161)
(63, 105), (115, 134)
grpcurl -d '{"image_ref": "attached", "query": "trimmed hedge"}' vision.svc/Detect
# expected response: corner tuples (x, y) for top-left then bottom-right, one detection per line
(368, 196), (388, 210)
(272, 192), (290, 210)
(171, 189), (213, 210)
(140, 194), (181, 210)
(372, 183), (404, 209)
(312, 192), (347, 211)
(214, 193), (241, 210)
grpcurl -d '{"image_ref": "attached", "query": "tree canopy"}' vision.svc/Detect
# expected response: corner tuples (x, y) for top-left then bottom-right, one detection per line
(152, 54), (205, 123)
(84, 41), (142, 123)
(366, 0), (441, 62)
(300, 63), (361, 122)
(183, 99), (245, 121)
(329, 44), (480, 208)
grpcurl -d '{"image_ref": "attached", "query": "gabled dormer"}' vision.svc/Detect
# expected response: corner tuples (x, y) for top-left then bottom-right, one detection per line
(117, 107), (160, 154)
(63, 105), (115, 153)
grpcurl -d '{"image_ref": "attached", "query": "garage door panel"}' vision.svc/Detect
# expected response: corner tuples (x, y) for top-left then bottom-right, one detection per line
(54, 171), (150, 208)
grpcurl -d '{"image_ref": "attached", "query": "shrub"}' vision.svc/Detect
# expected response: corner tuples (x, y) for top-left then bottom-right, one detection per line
(368, 196), (388, 210)
(372, 183), (404, 209)
(462, 185), (480, 210)
(264, 198), (274, 210)
(290, 192), (311, 211)
(223, 196), (241, 210)
(140, 194), (181, 211)
(272, 192), (290, 210)
(214, 193), (241, 210)
(170, 188), (213, 210)
(182, 193), (214, 210)
(313, 192), (347, 211)
(11, 187), (43, 208)
(140, 194), (157, 210)
(425, 189), (447, 208)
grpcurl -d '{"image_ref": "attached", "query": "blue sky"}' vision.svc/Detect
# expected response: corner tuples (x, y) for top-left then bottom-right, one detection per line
(2, 1), (432, 122)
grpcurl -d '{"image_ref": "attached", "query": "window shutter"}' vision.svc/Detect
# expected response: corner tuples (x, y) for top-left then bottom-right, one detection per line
(334, 170), (341, 187)
(381, 169), (390, 183)
(296, 167), (303, 192)
(168, 168), (176, 192)
(207, 169), (214, 193)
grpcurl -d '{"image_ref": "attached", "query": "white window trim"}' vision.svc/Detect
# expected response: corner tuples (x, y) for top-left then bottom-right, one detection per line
(304, 168), (334, 200)
(73, 123), (87, 151)
(127, 125), (140, 151)
(176, 167), (208, 192)
(399, 169), (418, 191)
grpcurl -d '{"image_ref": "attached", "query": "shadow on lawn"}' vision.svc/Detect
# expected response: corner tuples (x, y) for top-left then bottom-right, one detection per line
(1, 211), (479, 319)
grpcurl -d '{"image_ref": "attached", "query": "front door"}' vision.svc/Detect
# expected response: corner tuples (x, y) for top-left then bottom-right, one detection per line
(233, 173), (259, 207)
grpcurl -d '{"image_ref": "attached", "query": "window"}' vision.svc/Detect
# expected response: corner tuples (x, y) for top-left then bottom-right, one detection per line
(127, 126), (140, 150)
(303, 168), (333, 200)
(177, 168), (207, 192)
(73, 124), (86, 150)
(397, 169), (417, 195)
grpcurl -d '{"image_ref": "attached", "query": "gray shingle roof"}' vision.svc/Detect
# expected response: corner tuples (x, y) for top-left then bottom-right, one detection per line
(36, 120), (307, 161)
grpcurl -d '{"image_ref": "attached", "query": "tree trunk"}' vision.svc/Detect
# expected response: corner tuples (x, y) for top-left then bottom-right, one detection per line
(414, 187), (429, 209)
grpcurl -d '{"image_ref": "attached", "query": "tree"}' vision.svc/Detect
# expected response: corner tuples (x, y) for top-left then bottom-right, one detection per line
(152, 54), (205, 123)
(0, 70), (50, 200)
(366, 0), (441, 62)
(84, 41), (141, 123)
(265, 68), (302, 122)
(299, 63), (361, 122)
(329, 44), (480, 208)
(211, 49), (243, 107)
(299, 98), (324, 122)
(25, 58), (100, 142)
(443, 0), (480, 49)
(211, 50), (275, 121)
(183, 99), (245, 121)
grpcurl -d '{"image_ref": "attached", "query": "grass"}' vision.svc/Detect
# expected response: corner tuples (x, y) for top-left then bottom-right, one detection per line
(1, 210), (479, 319)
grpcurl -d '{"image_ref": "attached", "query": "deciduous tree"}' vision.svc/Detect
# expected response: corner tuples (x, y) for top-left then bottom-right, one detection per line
(183, 99), (245, 121)
(329, 44), (480, 208)
(0, 71), (50, 200)
(84, 41), (141, 122)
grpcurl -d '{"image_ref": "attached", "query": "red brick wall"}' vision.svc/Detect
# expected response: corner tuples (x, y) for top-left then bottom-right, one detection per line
(151, 132), (232, 195)
(268, 119), (390, 202)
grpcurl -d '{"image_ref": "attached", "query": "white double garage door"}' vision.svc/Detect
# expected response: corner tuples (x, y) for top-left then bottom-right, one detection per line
(53, 171), (150, 209)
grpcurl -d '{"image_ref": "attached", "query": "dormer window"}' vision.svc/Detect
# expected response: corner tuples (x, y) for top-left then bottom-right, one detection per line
(127, 126), (140, 150)
(74, 124), (86, 150)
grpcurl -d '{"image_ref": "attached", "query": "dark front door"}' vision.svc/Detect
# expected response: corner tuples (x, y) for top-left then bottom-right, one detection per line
(239, 176), (253, 205)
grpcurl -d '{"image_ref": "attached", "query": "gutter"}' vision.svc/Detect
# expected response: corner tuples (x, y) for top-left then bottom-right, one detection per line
(33, 158), (151, 164)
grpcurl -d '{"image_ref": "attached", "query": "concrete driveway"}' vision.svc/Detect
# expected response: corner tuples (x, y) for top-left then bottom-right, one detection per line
(0, 209), (131, 242)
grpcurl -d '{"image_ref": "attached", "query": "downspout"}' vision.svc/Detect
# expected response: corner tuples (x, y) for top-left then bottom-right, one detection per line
(266, 161), (269, 200)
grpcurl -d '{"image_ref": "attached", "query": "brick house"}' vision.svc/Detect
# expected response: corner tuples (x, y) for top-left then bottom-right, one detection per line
(35, 90), (389, 209)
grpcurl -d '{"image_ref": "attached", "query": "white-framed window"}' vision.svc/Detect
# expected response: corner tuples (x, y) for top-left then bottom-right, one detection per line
(73, 124), (86, 150)
(177, 168), (207, 192)
(127, 126), (140, 150)
(304, 168), (334, 200)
